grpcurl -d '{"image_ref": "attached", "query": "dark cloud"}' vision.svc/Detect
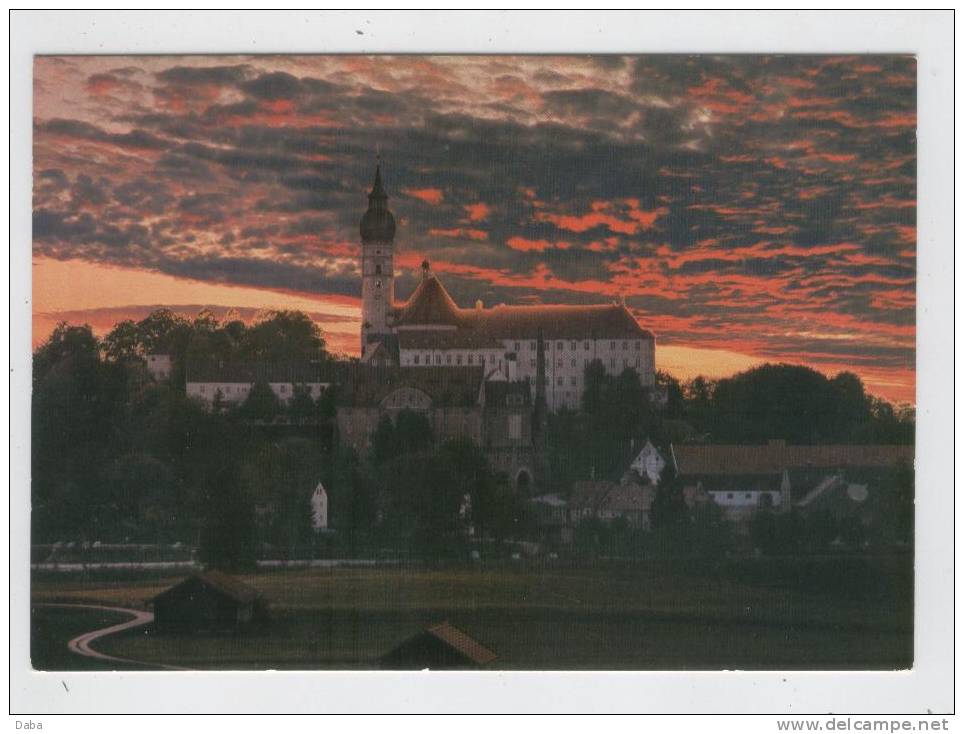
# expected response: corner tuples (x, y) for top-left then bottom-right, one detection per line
(33, 54), (917, 400)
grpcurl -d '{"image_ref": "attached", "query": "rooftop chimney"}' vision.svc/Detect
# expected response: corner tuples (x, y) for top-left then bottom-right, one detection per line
(421, 259), (431, 280)
(475, 299), (483, 310)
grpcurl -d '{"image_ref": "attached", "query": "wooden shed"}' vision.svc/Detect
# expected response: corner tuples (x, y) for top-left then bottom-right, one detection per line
(379, 621), (497, 670)
(151, 570), (268, 632)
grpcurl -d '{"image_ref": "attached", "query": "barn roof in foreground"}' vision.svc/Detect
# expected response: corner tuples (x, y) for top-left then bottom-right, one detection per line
(153, 569), (260, 605)
(424, 622), (498, 665)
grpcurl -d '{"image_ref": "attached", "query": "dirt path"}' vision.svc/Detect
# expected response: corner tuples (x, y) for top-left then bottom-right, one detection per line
(36, 602), (189, 671)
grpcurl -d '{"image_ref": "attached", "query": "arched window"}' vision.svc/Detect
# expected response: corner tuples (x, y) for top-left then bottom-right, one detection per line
(375, 263), (382, 275)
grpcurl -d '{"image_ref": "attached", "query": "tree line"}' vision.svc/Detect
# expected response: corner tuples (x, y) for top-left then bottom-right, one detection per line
(31, 307), (915, 565)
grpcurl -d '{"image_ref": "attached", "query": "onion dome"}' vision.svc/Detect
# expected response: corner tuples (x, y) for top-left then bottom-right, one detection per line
(359, 165), (396, 242)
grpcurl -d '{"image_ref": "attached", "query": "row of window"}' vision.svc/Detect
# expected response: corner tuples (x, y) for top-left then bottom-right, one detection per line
(194, 383), (325, 396)
(411, 352), (497, 366)
(512, 339), (646, 352)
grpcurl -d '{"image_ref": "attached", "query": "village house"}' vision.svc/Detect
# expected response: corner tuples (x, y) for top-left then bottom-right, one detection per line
(567, 479), (655, 530)
(671, 440), (914, 526)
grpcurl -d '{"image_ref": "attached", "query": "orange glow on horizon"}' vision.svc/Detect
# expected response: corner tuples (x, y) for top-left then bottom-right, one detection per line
(32, 257), (915, 405)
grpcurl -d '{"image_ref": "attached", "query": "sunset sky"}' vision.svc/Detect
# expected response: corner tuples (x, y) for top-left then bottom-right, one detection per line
(33, 55), (916, 403)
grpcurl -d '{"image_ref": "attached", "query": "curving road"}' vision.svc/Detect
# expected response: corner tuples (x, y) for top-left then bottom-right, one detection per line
(36, 602), (190, 671)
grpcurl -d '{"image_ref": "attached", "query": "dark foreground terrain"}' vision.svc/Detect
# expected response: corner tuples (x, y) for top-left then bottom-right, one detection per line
(31, 553), (913, 671)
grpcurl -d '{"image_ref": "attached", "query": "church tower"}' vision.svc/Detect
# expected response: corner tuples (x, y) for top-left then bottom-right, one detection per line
(359, 165), (396, 359)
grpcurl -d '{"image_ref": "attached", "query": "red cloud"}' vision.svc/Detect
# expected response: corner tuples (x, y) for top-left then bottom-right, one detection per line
(464, 203), (491, 222)
(536, 200), (667, 236)
(429, 227), (488, 241)
(506, 237), (571, 252)
(403, 187), (444, 205)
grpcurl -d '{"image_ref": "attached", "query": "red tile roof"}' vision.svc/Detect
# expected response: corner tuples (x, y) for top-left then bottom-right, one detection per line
(425, 622), (497, 665)
(395, 273), (654, 340)
(673, 443), (913, 476)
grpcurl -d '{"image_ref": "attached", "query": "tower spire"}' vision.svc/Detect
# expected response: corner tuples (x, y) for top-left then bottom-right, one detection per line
(369, 161), (387, 205)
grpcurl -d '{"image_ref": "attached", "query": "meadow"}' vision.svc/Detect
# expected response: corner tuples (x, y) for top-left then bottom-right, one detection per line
(31, 554), (913, 671)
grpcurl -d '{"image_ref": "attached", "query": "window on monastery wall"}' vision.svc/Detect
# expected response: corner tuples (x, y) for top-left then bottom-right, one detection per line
(557, 360), (563, 368)
(530, 341), (536, 350)
(610, 358), (615, 369)
(456, 354), (463, 365)
(557, 341), (563, 350)
(413, 355), (420, 365)
(508, 414), (522, 440)
(280, 384), (287, 393)
(446, 354), (452, 364)
(570, 341), (576, 350)
(514, 342), (520, 351)
(468, 355), (474, 364)
(635, 357), (640, 368)
(570, 376), (577, 386)
(623, 358), (629, 368)
(584, 341), (590, 350)
(610, 341), (616, 349)
(570, 359), (576, 367)
(436, 354), (442, 365)
(556, 376), (563, 386)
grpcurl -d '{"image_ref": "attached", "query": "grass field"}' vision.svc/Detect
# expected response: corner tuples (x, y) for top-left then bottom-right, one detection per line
(31, 554), (913, 670)
(30, 605), (148, 671)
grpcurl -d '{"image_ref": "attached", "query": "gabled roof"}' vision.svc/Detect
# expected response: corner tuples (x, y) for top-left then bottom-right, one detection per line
(153, 570), (260, 605)
(424, 622), (497, 665)
(673, 443), (913, 476)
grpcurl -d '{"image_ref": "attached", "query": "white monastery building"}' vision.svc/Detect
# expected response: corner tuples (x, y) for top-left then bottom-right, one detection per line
(357, 166), (656, 412)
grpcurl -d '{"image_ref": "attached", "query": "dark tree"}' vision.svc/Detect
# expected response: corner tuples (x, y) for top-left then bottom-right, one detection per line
(198, 464), (258, 571)
(287, 384), (316, 423)
(239, 310), (328, 362)
(238, 380), (281, 421)
(651, 463), (688, 532)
